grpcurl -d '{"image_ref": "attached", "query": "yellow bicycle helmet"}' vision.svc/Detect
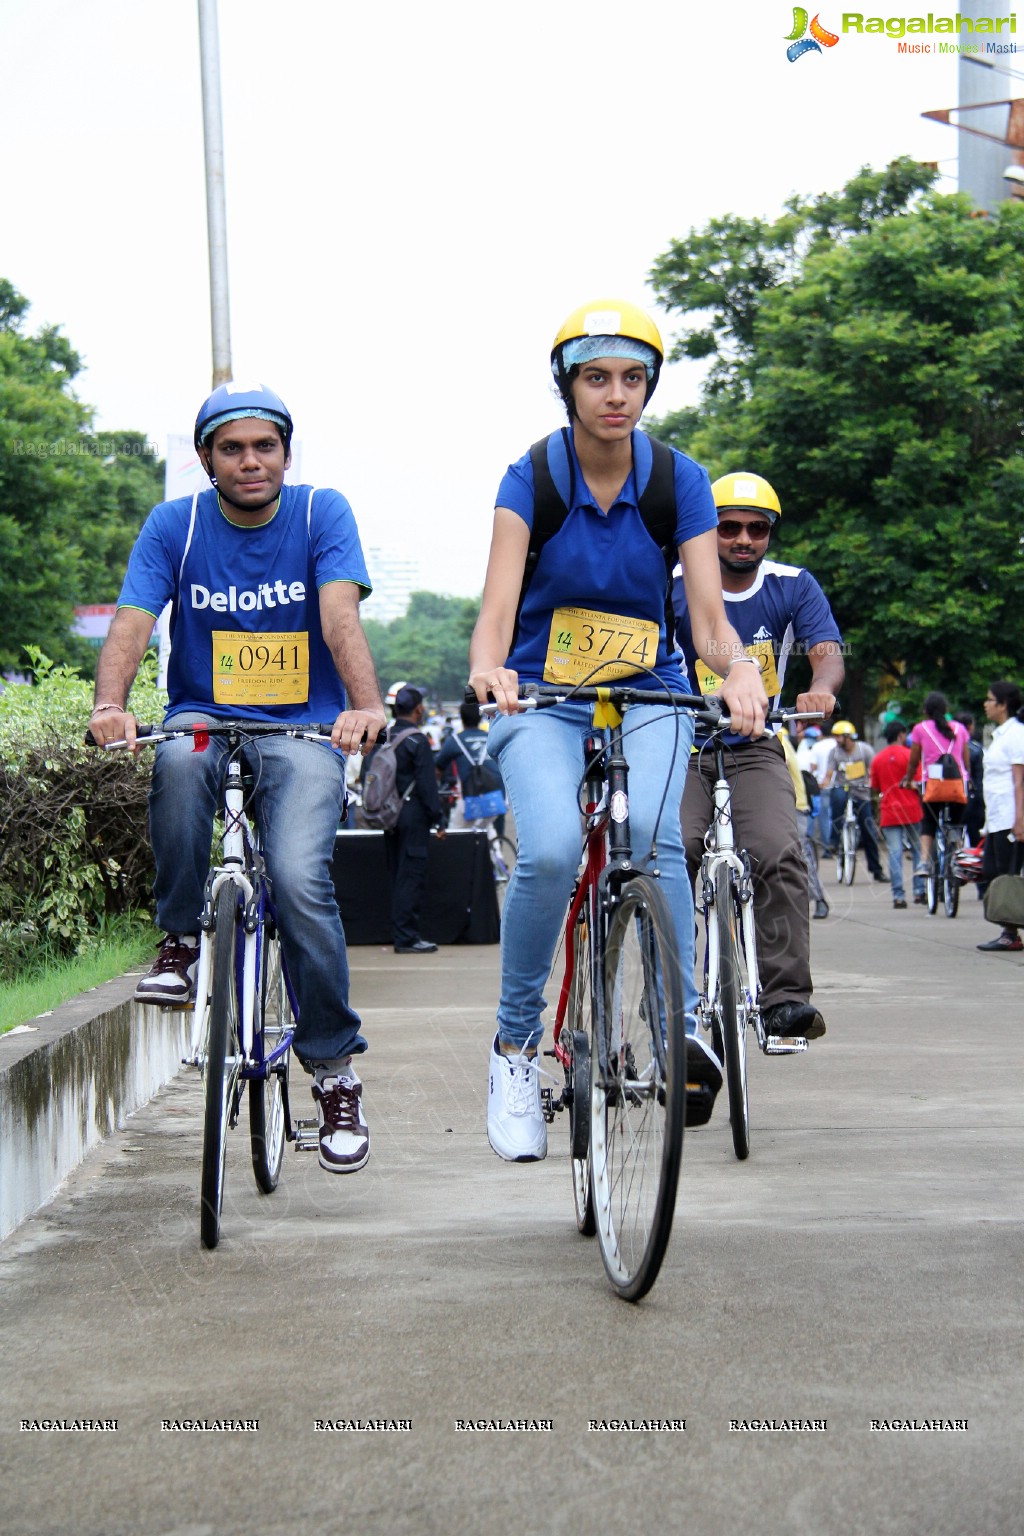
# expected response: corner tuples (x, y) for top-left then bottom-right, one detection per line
(831, 720), (857, 737)
(711, 472), (782, 525)
(551, 298), (665, 407)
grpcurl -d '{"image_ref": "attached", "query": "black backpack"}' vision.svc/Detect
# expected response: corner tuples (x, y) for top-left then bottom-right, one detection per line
(455, 733), (502, 797)
(512, 428), (678, 647)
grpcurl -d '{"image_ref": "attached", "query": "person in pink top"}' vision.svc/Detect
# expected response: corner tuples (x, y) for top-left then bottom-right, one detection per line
(870, 720), (925, 907)
(903, 691), (970, 879)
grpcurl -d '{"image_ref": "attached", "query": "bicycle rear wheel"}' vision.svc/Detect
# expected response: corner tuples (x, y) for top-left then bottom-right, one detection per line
(249, 923), (293, 1194)
(926, 853), (939, 914)
(842, 818), (857, 885)
(201, 885), (242, 1249)
(592, 874), (686, 1301)
(714, 865), (750, 1161)
(566, 911), (595, 1236)
(942, 827), (962, 918)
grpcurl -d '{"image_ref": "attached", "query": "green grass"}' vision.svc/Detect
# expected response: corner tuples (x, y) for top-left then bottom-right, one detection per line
(0, 926), (154, 1035)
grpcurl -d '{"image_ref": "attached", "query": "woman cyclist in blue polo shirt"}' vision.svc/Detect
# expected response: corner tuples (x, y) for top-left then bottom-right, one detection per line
(469, 298), (768, 1162)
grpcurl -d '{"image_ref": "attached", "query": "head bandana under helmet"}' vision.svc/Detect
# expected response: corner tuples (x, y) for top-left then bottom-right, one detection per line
(555, 335), (658, 380)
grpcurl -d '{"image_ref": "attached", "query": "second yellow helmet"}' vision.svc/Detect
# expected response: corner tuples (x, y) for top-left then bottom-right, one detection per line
(711, 472), (782, 524)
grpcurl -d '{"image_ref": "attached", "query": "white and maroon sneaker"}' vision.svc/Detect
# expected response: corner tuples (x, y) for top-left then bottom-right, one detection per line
(311, 1065), (370, 1173)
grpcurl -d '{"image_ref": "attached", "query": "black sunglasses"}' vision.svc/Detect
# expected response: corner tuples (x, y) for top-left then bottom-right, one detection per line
(718, 519), (772, 540)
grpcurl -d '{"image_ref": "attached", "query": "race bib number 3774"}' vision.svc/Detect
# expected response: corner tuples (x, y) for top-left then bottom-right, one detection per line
(212, 630), (310, 706)
(543, 606), (659, 686)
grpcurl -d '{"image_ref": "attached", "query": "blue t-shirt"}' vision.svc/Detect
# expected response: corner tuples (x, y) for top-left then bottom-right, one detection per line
(118, 484), (371, 722)
(496, 429), (716, 689)
(673, 558), (842, 745)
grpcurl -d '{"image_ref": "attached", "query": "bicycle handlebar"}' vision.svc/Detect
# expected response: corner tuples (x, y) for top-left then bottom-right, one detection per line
(84, 719), (386, 750)
(466, 682), (824, 728)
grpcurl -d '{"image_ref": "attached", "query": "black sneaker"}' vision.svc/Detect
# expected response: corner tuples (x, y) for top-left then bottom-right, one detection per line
(872, 871), (890, 884)
(813, 898), (829, 920)
(893, 898), (908, 909)
(763, 1001), (826, 1040)
(134, 934), (200, 1005)
(684, 1034), (723, 1128)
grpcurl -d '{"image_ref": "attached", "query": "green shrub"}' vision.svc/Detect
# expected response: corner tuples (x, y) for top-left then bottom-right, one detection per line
(0, 648), (167, 980)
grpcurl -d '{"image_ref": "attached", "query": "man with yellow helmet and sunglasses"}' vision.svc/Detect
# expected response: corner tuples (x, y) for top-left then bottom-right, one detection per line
(673, 471), (845, 1042)
(469, 299), (768, 1161)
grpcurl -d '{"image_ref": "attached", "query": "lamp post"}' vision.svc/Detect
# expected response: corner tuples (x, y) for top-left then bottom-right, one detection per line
(197, 0), (232, 386)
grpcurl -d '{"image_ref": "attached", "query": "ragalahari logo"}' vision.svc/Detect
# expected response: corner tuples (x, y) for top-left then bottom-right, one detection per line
(785, 8), (840, 59)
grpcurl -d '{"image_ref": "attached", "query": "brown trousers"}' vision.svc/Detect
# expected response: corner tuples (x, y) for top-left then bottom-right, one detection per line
(682, 735), (812, 1010)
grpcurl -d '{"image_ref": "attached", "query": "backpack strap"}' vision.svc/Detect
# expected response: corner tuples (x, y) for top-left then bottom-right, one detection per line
(511, 430), (679, 651)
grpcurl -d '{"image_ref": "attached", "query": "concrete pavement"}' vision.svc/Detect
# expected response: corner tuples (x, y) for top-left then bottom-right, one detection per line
(1, 872), (1021, 1536)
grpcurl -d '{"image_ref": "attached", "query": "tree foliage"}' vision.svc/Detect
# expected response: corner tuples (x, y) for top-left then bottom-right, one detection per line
(0, 651), (167, 979)
(363, 590), (480, 701)
(648, 163), (1024, 720)
(0, 279), (164, 674)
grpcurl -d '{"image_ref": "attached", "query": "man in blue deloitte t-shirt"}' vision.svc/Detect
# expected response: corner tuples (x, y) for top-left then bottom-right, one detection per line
(673, 471), (845, 1043)
(88, 383), (387, 1176)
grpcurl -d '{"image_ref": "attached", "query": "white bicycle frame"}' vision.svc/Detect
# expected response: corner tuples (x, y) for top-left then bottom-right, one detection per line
(699, 770), (765, 1051)
(187, 758), (259, 1069)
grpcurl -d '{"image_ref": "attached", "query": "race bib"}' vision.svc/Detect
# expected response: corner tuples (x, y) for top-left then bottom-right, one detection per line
(544, 606), (659, 685)
(843, 759), (866, 781)
(696, 640), (780, 698)
(212, 631), (310, 706)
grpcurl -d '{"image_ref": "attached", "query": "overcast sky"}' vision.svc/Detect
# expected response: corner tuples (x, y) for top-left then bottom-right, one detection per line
(4, 0), (967, 598)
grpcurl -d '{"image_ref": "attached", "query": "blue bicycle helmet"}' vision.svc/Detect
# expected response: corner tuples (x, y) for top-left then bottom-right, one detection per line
(194, 382), (293, 452)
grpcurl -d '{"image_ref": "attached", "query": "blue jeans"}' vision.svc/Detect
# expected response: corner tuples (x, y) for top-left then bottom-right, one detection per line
(487, 701), (696, 1051)
(882, 823), (924, 902)
(149, 713), (365, 1069)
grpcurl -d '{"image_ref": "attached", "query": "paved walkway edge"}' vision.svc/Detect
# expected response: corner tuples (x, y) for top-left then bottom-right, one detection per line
(0, 978), (187, 1240)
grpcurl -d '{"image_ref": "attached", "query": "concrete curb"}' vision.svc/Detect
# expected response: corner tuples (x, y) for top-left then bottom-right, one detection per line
(0, 976), (188, 1240)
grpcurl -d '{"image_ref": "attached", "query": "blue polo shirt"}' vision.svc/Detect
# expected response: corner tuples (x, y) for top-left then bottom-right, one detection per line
(496, 429), (716, 689)
(118, 484), (371, 722)
(673, 558), (842, 745)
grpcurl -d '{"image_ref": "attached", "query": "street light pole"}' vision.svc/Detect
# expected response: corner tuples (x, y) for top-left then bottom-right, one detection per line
(197, 0), (232, 386)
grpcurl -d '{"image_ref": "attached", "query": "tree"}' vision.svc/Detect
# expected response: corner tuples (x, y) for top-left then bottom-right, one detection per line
(0, 280), (163, 673)
(362, 590), (480, 702)
(648, 171), (1024, 719)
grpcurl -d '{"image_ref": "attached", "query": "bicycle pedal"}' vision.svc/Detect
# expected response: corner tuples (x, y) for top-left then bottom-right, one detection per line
(293, 1117), (321, 1152)
(763, 1035), (809, 1055)
(540, 1087), (560, 1123)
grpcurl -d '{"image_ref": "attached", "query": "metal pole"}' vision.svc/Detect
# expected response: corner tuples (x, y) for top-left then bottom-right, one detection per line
(197, 0), (232, 386)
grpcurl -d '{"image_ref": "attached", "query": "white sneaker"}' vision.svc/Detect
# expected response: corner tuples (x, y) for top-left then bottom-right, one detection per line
(487, 1034), (547, 1162)
(311, 1063), (370, 1173)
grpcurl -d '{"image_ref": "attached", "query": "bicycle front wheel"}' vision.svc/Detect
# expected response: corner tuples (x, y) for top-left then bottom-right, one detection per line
(842, 818), (857, 885)
(926, 855), (939, 914)
(201, 885), (242, 1249)
(592, 875), (686, 1301)
(714, 865), (750, 1161)
(566, 911), (595, 1236)
(250, 924), (293, 1194)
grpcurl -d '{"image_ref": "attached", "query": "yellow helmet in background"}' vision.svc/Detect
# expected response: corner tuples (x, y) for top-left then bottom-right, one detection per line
(551, 298), (664, 407)
(831, 720), (857, 737)
(711, 472), (782, 524)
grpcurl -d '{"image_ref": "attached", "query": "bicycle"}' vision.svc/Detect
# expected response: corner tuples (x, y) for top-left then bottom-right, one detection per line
(925, 805), (965, 918)
(487, 680), (721, 1301)
(90, 718), (352, 1249)
(834, 788), (859, 885)
(693, 710), (819, 1161)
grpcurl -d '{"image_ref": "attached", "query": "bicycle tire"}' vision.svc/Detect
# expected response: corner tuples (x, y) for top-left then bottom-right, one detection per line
(842, 819), (857, 885)
(714, 864), (750, 1161)
(592, 874), (685, 1301)
(249, 924), (293, 1194)
(942, 828), (962, 918)
(926, 856), (939, 914)
(566, 911), (595, 1236)
(201, 885), (242, 1249)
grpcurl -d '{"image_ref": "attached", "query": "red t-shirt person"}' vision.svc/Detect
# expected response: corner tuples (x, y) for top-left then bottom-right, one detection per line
(870, 739), (922, 827)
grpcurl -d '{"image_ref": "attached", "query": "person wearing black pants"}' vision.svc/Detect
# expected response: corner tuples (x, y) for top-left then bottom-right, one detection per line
(385, 685), (446, 953)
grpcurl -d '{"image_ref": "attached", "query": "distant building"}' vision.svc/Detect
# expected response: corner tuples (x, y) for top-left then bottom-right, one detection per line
(364, 546), (420, 622)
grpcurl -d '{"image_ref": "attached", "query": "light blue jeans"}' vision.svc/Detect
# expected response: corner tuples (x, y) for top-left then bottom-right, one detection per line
(149, 713), (366, 1069)
(882, 823), (924, 902)
(486, 701), (696, 1051)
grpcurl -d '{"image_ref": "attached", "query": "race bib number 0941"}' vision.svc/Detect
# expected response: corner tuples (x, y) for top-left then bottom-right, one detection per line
(212, 630), (310, 706)
(544, 606), (659, 686)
